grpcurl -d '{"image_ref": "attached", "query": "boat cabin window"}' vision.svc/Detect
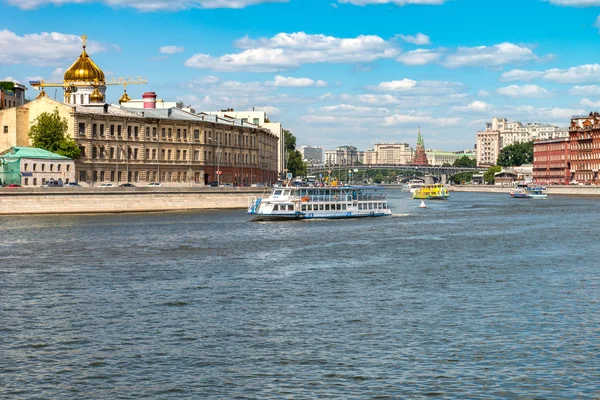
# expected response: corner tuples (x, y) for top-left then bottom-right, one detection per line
(342, 204), (347, 211)
(325, 204), (330, 211)
(288, 205), (294, 211)
(283, 190), (291, 196)
(274, 190), (282, 196)
(273, 205), (279, 211)
(319, 204), (324, 211)
(302, 205), (307, 211)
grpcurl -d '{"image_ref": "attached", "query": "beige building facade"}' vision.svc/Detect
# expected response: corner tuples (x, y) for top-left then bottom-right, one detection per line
(0, 97), (279, 186)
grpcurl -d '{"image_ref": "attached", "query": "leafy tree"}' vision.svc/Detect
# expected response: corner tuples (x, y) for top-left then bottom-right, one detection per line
(449, 172), (474, 184)
(373, 173), (384, 184)
(484, 166), (502, 184)
(28, 108), (81, 159)
(442, 162), (452, 167)
(453, 155), (477, 168)
(497, 141), (533, 167)
(283, 129), (306, 177)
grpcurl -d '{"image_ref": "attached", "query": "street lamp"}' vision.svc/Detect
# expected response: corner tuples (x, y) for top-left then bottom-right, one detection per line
(207, 137), (221, 186)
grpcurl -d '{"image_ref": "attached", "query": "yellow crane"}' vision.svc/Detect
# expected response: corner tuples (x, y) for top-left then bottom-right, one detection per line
(29, 77), (147, 101)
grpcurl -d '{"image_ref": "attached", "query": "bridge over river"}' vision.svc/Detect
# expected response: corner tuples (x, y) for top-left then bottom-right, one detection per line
(307, 164), (486, 183)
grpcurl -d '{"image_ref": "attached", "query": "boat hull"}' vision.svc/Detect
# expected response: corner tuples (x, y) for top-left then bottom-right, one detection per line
(251, 210), (392, 221)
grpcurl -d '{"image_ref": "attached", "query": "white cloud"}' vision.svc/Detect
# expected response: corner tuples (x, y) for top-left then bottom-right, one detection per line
(383, 114), (461, 126)
(442, 42), (539, 68)
(269, 75), (327, 87)
(452, 101), (492, 113)
(500, 69), (545, 81)
(397, 33), (431, 45)
(0, 29), (106, 66)
(254, 106), (281, 115)
(396, 49), (442, 65)
(580, 98), (600, 108)
(545, 0), (600, 6)
(496, 84), (549, 98)
(338, 0), (448, 6)
(370, 79), (465, 94)
(502, 64), (600, 84)
(1, 76), (20, 83)
(160, 46), (184, 54)
(478, 90), (489, 97)
(569, 85), (600, 96)
(317, 104), (392, 116)
(340, 92), (468, 107)
(7, 0), (287, 11)
(186, 32), (398, 72)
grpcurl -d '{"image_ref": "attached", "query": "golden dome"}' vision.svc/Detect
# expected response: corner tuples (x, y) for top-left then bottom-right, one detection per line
(119, 90), (131, 104)
(64, 35), (105, 83)
(90, 88), (104, 103)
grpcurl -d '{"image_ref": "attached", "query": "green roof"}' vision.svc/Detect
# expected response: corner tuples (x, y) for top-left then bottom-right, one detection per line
(0, 146), (71, 160)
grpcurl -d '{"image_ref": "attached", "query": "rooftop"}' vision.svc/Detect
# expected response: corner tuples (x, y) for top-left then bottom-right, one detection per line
(0, 146), (71, 160)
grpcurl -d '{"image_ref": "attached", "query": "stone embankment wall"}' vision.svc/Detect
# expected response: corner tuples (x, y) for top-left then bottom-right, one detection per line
(450, 185), (600, 196)
(0, 187), (267, 215)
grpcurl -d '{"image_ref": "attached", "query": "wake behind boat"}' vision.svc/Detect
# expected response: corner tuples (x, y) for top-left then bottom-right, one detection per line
(248, 185), (392, 221)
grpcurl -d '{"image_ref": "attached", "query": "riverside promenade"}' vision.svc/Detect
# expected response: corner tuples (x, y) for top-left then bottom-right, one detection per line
(450, 184), (600, 196)
(0, 187), (266, 215)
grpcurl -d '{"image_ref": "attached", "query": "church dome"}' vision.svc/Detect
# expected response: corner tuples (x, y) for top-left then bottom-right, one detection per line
(89, 88), (104, 103)
(119, 90), (131, 104)
(64, 36), (105, 83)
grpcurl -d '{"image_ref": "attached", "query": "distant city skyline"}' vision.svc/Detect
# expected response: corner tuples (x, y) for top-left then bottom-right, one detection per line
(1, 0), (599, 150)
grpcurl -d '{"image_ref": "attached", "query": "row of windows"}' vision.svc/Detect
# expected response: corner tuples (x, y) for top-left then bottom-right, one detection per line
(79, 123), (260, 148)
(23, 163), (70, 172)
(22, 177), (70, 186)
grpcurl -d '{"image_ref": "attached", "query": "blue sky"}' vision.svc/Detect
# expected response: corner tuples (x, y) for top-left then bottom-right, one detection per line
(2, 0), (600, 151)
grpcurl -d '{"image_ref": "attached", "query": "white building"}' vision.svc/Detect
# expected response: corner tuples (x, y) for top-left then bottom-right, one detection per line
(206, 109), (285, 178)
(426, 150), (476, 166)
(120, 93), (196, 114)
(476, 117), (569, 166)
(299, 145), (323, 164)
(372, 143), (413, 165)
(325, 146), (359, 166)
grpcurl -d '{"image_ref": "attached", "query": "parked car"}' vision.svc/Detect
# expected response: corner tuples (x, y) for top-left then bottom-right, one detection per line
(64, 182), (82, 188)
(207, 181), (219, 187)
(220, 183), (233, 187)
(98, 183), (115, 187)
(119, 183), (136, 187)
(145, 182), (162, 187)
(41, 179), (64, 188)
(6, 183), (22, 188)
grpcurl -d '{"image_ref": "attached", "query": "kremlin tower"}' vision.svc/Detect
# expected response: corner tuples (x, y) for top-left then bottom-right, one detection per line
(411, 127), (429, 165)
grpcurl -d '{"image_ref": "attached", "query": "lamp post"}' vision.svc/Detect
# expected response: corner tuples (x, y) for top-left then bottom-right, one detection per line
(207, 137), (221, 186)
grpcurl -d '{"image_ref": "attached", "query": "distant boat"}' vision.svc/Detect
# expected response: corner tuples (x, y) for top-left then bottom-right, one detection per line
(412, 184), (449, 200)
(405, 179), (425, 193)
(510, 184), (548, 199)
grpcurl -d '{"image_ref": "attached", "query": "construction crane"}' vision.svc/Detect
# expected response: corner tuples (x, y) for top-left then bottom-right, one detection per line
(28, 77), (147, 100)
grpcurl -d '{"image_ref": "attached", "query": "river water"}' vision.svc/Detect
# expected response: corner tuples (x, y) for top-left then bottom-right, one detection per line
(1, 190), (599, 399)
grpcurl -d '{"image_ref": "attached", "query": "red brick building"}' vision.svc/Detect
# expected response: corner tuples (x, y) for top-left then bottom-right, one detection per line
(533, 138), (571, 185)
(569, 112), (600, 184)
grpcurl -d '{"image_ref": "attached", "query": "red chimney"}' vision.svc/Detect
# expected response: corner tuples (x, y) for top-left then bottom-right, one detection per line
(142, 92), (157, 109)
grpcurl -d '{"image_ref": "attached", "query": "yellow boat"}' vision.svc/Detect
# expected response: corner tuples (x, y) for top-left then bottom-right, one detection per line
(412, 184), (449, 200)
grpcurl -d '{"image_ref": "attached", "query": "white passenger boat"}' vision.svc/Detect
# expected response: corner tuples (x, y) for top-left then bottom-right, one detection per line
(248, 185), (392, 221)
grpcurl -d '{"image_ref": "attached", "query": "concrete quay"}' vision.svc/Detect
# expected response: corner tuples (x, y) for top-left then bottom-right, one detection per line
(449, 185), (600, 196)
(0, 187), (267, 215)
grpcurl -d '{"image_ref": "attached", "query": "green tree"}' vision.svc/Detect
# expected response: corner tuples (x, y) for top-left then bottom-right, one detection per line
(484, 166), (502, 184)
(373, 173), (384, 184)
(497, 141), (533, 167)
(453, 155), (477, 168)
(28, 108), (81, 159)
(283, 129), (306, 177)
(449, 172), (474, 184)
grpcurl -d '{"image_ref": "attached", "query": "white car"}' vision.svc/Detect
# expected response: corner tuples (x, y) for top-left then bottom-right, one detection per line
(146, 182), (162, 187)
(98, 183), (115, 187)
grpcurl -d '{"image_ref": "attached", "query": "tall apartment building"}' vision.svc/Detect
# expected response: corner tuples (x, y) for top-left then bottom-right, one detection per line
(299, 145), (324, 164)
(476, 117), (568, 167)
(568, 112), (600, 184)
(533, 138), (570, 185)
(325, 145), (359, 166)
